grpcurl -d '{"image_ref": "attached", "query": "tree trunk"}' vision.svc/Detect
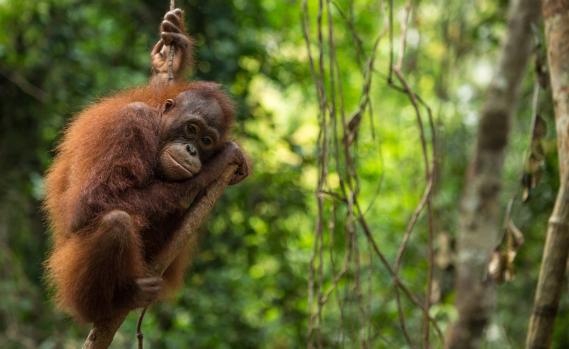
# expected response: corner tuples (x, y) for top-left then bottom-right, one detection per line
(445, 0), (540, 348)
(526, 1), (569, 348)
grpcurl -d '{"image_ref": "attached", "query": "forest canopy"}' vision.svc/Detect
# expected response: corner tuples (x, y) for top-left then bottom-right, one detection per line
(0, 0), (568, 348)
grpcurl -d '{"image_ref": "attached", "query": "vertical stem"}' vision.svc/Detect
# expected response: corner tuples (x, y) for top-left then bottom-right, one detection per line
(445, 0), (539, 347)
(136, 307), (148, 349)
(167, 0), (176, 81)
(526, 1), (569, 347)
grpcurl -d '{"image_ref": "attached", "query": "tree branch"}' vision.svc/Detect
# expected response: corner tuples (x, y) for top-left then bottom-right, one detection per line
(526, 1), (569, 347)
(0, 66), (48, 103)
(81, 164), (238, 349)
(445, 0), (540, 348)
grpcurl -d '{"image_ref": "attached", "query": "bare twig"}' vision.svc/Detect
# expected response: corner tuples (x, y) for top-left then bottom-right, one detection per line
(387, 0), (394, 82)
(301, 1), (328, 345)
(392, 67), (436, 348)
(0, 66), (48, 102)
(395, 2), (412, 71)
(354, 200), (444, 341)
(304, 0), (443, 346)
(136, 307), (147, 349)
(167, 0), (176, 81)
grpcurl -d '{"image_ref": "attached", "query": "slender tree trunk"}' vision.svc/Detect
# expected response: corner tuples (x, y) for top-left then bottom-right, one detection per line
(526, 1), (569, 348)
(445, 0), (540, 348)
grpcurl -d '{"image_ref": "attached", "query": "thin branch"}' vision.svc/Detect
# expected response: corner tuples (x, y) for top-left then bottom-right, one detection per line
(354, 200), (444, 342)
(167, 0), (176, 81)
(136, 307), (147, 349)
(387, 63), (437, 348)
(388, 0), (394, 82)
(0, 67), (48, 103)
(395, 2), (412, 71)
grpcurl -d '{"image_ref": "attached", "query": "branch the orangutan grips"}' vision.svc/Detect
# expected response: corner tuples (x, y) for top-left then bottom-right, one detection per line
(44, 6), (249, 349)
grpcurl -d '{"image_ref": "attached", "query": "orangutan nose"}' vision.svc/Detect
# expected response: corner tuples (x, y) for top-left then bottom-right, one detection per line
(186, 143), (197, 156)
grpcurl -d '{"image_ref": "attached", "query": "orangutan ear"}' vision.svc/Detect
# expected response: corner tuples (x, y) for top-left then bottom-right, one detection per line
(163, 99), (176, 113)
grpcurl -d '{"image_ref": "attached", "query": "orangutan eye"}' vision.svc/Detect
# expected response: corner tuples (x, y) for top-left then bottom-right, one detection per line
(201, 136), (213, 146)
(185, 123), (198, 136)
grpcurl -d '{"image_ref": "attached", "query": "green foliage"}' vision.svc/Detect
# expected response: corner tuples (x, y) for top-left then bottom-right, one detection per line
(0, 0), (566, 348)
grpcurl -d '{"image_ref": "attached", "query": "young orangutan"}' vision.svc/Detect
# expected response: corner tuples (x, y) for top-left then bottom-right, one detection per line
(44, 8), (248, 323)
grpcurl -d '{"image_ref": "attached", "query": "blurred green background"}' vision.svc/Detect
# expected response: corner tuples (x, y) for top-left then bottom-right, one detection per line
(0, 0), (567, 348)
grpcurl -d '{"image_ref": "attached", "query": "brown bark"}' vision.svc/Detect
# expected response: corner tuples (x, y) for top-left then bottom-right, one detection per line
(81, 165), (238, 349)
(526, 1), (569, 348)
(445, 0), (540, 348)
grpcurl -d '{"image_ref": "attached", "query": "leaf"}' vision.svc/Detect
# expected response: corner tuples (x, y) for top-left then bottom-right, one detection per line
(488, 218), (525, 284)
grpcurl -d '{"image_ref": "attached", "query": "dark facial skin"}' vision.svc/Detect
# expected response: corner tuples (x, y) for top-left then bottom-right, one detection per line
(159, 91), (227, 181)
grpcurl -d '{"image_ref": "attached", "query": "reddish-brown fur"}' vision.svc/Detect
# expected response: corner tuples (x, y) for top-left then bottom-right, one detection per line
(44, 81), (235, 323)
